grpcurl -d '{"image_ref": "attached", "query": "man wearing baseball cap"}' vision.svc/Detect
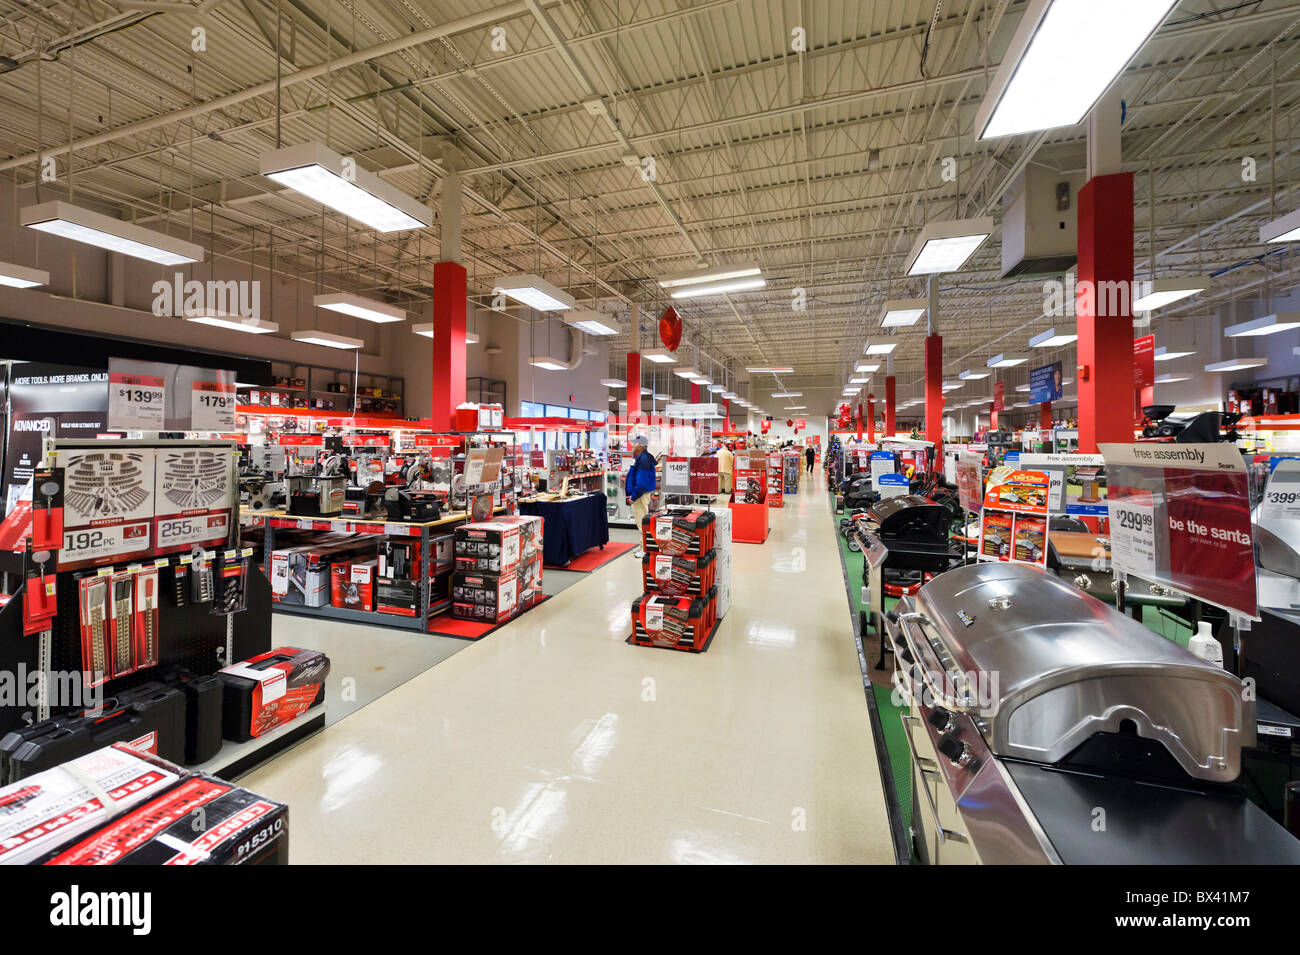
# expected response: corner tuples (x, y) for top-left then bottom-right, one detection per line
(625, 434), (657, 557)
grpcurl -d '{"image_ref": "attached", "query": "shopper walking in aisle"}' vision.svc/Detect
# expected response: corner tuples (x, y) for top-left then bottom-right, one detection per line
(626, 435), (657, 557)
(805, 445), (815, 474)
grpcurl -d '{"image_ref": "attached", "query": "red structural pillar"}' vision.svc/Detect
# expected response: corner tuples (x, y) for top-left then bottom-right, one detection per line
(1076, 173), (1135, 452)
(866, 394), (876, 442)
(989, 403), (998, 432)
(857, 403), (864, 440)
(626, 351), (641, 419)
(885, 376), (896, 437)
(1040, 402), (1053, 430)
(924, 333), (944, 453)
(690, 382), (700, 402)
(432, 261), (467, 429)
(724, 398), (731, 432)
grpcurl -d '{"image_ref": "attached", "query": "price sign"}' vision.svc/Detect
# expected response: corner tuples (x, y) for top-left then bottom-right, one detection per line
(62, 520), (153, 568)
(1108, 498), (1158, 578)
(191, 381), (236, 430)
(1260, 458), (1300, 522)
(156, 512), (230, 551)
(109, 372), (165, 430)
(663, 458), (690, 492)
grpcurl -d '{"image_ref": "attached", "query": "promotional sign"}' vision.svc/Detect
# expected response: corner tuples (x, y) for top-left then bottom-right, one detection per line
(1010, 515), (1049, 566)
(663, 402), (721, 420)
(794, 418), (807, 430)
(982, 469), (1050, 515)
(978, 510), (1014, 561)
(108, 372), (166, 431)
(190, 380), (237, 431)
(1133, 334), (1155, 389)
(955, 451), (984, 515)
(878, 473), (910, 499)
(1099, 443), (1257, 619)
(1019, 453), (1108, 516)
(1028, 361), (1064, 405)
(153, 447), (235, 555)
(1260, 458), (1300, 522)
(689, 456), (720, 495)
(108, 358), (236, 431)
(993, 381), (1005, 413)
(4, 363), (110, 514)
(58, 448), (157, 570)
(870, 451), (896, 491)
(662, 457), (690, 493)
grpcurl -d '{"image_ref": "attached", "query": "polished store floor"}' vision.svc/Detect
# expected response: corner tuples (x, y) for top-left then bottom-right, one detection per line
(242, 472), (893, 864)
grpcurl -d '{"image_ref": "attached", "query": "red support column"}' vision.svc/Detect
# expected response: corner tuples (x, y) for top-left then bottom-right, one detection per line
(925, 333), (944, 454)
(431, 261), (467, 429)
(1076, 173), (1135, 453)
(626, 352), (641, 419)
(989, 403), (998, 433)
(724, 398), (731, 432)
(857, 403), (863, 440)
(866, 394), (876, 442)
(1040, 401), (1054, 431)
(885, 376), (896, 437)
(690, 382), (700, 402)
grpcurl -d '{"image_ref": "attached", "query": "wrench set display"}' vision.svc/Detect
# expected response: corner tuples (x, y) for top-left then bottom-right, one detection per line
(631, 507), (726, 651)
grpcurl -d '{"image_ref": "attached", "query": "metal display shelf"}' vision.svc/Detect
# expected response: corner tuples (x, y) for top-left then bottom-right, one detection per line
(257, 508), (499, 633)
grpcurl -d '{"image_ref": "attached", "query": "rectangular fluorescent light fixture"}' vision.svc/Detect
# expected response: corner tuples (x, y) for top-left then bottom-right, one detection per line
(691, 375), (712, 386)
(1015, 384), (1031, 392)
(640, 387), (653, 395)
(746, 366), (793, 374)
(22, 200), (204, 265)
(849, 377), (870, 385)
(855, 363), (880, 373)
(1260, 207), (1300, 244)
(942, 381), (964, 392)
(880, 298), (928, 327)
(1132, 277), (1211, 311)
(410, 323), (478, 342)
(1153, 346), (1193, 361)
(669, 277), (766, 299)
(987, 353), (1028, 367)
(959, 369), (990, 380)
(492, 273), (574, 311)
(653, 392), (671, 400)
(1224, 313), (1300, 338)
(785, 405), (807, 410)
(866, 343), (897, 355)
(599, 378), (626, 388)
(903, 218), (994, 275)
(721, 391), (737, 400)
(1204, 357), (1267, 373)
(974, 0), (1179, 140)
(314, 291), (405, 324)
(1029, 327), (1078, 348)
(1155, 373), (1189, 383)
(563, 311), (619, 336)
(772, 392), (802, 398)
(291, 329), (364, 350)
(674, 366), (700, 379)
(261, 141), (430, 232)
(185, 314), (279, 334)
(642, 349), (677, 364)
(707, 384), (726, 393)
(530, 356), (570, 371)
(0, 261), (49, 288)
(657, 262), (762, 292)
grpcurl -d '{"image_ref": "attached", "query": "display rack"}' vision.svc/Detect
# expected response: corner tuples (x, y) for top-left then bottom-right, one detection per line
(237, 360), (403, 416)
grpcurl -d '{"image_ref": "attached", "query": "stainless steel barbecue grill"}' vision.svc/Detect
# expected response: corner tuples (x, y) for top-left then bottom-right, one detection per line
(884, 560), (1300, 864)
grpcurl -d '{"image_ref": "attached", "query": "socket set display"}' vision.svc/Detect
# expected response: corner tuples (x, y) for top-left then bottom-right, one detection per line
(641, 550), (717, 598)
(641, 507), (717, 556)
(630, 586), (718, 650)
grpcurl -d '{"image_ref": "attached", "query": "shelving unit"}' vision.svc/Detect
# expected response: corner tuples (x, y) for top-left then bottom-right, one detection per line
(239, 361), (404, 416)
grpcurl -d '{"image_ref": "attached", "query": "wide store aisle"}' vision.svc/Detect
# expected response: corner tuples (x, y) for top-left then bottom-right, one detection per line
(244, 474), (891, 864)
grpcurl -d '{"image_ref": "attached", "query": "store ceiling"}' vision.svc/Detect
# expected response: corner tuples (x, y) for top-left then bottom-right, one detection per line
(1, 0), (1298, 415)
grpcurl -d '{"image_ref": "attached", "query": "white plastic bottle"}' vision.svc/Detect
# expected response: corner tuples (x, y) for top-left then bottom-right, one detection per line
(1188, 621), (1223, 668)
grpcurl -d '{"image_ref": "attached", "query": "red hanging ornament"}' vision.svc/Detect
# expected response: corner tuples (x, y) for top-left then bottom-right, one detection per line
(658, 306), (683, 351)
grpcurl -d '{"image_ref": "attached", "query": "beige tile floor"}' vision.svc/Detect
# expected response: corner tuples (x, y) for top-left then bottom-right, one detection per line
(241, 472), (894, 864)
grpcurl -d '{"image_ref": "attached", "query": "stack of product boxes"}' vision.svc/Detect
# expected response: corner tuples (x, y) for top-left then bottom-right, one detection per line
(269, 534), (377, 608)
(766, 454), (785, 507)
(631, 506), (729, 651)
(451, 515), (543, 627)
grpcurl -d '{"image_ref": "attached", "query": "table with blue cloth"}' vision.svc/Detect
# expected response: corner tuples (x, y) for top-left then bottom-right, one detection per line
(518, 492), (610, 566)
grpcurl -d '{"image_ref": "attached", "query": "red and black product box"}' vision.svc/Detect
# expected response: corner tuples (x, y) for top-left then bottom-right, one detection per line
(642, 549), (716, 598)
(218, 647), (329, 742)
(641, 507), (716, 556)
(517, 554), (544, 609)
(451, 567), (518, 624)
(453, 521), (523, 573)
(0, 681), (186, 784)
(40, 774), (288, 865)
(630, 592), (713, 650)
(331, 558), (377, 612)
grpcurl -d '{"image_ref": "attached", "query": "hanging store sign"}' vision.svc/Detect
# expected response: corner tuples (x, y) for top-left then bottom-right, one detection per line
(109, 372), (166, 431)
(664, 402), (722, 419)
(993, 382), (1005, 412)
(1133, 334), (1155, 389)
(1099, 442), (1257, 619)
(1028, 361), (1063, 405)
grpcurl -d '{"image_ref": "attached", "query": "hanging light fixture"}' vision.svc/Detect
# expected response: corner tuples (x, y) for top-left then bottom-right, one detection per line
(530, 356), (570, 371)
(492, 274), (575, 311)
(1153, 346), (1194, 361)
(1204, 357), (1267, 373)
(903, 218), (994, 275)
(855, 362), (880, 373)
(261, 142), (431, 232)
(411, 324), (478, 343)
(974, 0), (1179, 140)
(642, 348), (677, 364)
(22, 200), (204, 265)
(1132, 278), (1211, 311)
(1223, 313), (1300, 338)
(291, 329), (364, 350)
(600, 378), (626, 388)
(657, 262), (765, 298)
(562, 310), (620, 336)
(746, 366), (794, 373)
(865, 343), (897, 355)
(185, 314), (279, 335)
(1260, 207), (1300, 244)
(958, 369), (989, 380)
(1028, 327), (1078, 348)
(314, 291), (405, 324)
(987, 353), (1028, 367)
(0, 261), (49, 288)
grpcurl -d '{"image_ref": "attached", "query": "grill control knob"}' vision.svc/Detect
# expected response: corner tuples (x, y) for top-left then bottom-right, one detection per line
(927, 708), (955, 733)
(938, 735), (978, 771)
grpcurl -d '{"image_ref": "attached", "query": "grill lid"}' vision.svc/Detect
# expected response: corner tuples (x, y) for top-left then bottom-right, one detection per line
(902, 561), (1252, 782)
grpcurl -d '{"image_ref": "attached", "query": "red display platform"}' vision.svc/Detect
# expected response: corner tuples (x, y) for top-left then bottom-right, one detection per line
(546, 541), (637, 572)
(730, 500), (770, 544)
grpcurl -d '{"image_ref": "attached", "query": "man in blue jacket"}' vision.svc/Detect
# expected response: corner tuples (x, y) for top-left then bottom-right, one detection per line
(625, 434), (657, 556)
